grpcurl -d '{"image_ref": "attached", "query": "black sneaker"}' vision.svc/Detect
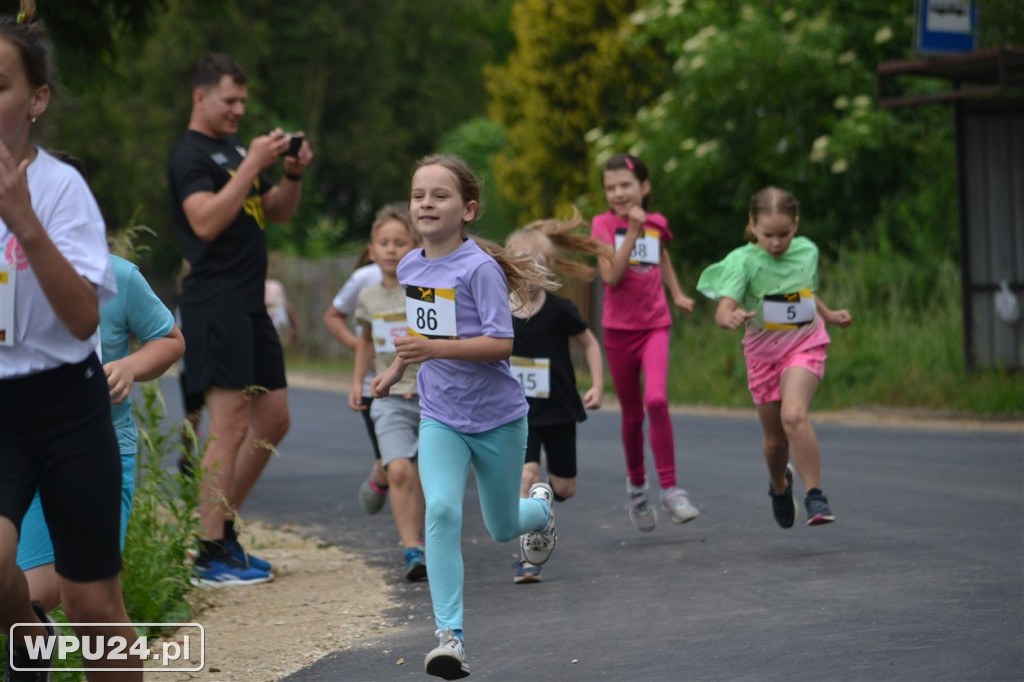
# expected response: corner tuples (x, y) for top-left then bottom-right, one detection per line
(768, 466), (796, 529)
(5, 602), (57, 681)
(804, 488), (835, 526)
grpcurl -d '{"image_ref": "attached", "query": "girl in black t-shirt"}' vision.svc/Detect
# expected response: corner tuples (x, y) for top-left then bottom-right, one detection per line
(505, 208), (610, 584)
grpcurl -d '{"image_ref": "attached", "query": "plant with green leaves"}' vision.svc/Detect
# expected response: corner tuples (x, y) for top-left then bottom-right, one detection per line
(588, 1), (956, 265)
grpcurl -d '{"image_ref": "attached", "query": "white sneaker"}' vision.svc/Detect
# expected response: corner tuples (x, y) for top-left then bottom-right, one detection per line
(626, 479), (657, 532)
(520, 482), (557, 565)
(661, 487), (699, 524)
(425, 629), (470, 680)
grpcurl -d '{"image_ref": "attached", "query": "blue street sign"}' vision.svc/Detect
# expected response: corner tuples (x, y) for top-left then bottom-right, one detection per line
(917, 0), (976, 55)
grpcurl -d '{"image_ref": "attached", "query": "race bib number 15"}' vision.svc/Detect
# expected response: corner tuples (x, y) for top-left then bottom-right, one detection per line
(510, 356), (551, 398)
(405, 285), (457, 340)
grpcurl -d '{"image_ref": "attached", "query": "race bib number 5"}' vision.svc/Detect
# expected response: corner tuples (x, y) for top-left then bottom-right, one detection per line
(405, 285), (457, 340)
(614, 228), (660, 265)
(763, 289), (816, 330)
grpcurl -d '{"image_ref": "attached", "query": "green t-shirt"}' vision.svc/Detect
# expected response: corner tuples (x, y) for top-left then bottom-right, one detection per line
(697, 236), (819, 331)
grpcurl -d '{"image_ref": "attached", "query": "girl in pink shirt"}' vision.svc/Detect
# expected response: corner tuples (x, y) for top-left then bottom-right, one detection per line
(591, 153), (699, 532)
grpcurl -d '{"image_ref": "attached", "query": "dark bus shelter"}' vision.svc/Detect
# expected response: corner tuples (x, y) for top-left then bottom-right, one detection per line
(877, 46), (1024, 371)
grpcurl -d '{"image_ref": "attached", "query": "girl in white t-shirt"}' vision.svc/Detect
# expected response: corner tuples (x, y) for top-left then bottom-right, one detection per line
(0, 5), (142, 678)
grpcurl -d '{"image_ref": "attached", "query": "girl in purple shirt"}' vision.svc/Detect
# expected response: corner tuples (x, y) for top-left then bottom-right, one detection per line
(373, 155), (558, 680)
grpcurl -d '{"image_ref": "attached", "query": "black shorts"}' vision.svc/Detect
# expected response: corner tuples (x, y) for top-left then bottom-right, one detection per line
(524, 422), (578, 479)
(179, 372), (206, 414)
(181, 310), (287, 394)
(0, 354), (124, 581)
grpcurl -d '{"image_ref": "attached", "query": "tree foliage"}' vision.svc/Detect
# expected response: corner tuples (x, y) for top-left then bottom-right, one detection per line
(36, 0), (514, 281)
(486, 0), (666, 220)
(586, 1), (960, 264)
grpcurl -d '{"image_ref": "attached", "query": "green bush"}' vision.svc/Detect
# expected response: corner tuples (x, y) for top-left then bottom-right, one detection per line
(122, 381), (201, 630)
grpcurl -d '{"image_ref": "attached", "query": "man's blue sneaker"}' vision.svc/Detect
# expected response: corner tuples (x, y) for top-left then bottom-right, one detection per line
(404, 547), (427, 582)
(192, 553), (272, 587)
(224, 537), (273, 573)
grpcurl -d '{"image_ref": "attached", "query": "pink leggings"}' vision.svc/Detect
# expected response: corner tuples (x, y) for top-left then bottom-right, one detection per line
(603, 326), (677, 490)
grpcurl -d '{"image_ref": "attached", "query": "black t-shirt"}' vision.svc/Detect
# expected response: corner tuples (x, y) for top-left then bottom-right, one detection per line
(167, 130), (274, 313)
(512, 294), (589, 426)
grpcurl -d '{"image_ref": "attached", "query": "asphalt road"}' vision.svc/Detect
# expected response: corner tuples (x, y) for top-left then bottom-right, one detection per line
(161, 379), (1024, 682)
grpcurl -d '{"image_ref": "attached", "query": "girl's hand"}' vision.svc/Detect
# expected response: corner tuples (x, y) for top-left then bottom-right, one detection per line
(370, 357), (407, 399)
(626, 205), (646, 233)
(673, 293), (695, 314)
(369, 373), (392, 399)
(722, 307), (755, 330)
(0, 144), (36, 235)
(393, 335), (434, 364)
(826, 309), (852, 328)
(582, 386), (603, 410)
(348, 386), (366, 412)
(103, 360), (136, 404)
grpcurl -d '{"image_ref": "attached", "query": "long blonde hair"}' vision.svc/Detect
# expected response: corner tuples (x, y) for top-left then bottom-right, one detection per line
(413, 154), (559, 302)
(505, 206), (611, 283)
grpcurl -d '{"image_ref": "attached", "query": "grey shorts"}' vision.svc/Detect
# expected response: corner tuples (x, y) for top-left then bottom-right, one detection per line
(369, 395), (420, 468)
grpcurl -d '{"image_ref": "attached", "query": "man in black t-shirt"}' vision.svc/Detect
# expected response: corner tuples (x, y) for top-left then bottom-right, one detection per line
(167, 53), (313, 586)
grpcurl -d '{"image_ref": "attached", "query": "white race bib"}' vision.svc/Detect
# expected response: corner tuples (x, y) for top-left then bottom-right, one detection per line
(371, 311), (408, 353)
(0, 266), (15, 347)
(405, 285), (457, 340)
(614, 228), (660, 265)
(510, 356), (551, 398)
(763, 289), (816, 330)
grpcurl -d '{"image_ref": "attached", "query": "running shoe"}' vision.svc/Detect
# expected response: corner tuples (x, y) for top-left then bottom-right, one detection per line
(804, 488), (835, 526)
(520, 482), (557, 565)
(626, 479), (657, 532)
(424, 629), (470, 680)
(224, 537), (273, 573)
(404, 547), (427, 582)
(768, 465), (796, 529)
(512, 558), (542, 584)
(5, 601), (57, 682)
(359, 475), (388, 515)
(660, 487), (700, 524)
(192, 553), (273, 587)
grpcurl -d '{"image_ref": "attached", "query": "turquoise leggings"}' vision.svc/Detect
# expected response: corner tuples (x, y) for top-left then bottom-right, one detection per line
(419, 416), (549, 632)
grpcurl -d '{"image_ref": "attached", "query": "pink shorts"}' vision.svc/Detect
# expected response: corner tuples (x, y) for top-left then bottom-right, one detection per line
(746, 344), (827, 405)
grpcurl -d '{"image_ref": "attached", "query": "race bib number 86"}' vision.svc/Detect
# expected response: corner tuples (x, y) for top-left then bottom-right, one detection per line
(405, 285), (457, 340)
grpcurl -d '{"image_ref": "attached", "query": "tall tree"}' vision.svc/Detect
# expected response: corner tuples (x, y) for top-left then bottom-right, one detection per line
(487, 0), (665, 220)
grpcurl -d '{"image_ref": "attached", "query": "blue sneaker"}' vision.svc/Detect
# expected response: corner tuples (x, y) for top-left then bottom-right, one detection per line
(404, 547), (427, 582)
(193, 553), (272, 587)
(512, 558), (542, 584)
(224, 537), (273, 573)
